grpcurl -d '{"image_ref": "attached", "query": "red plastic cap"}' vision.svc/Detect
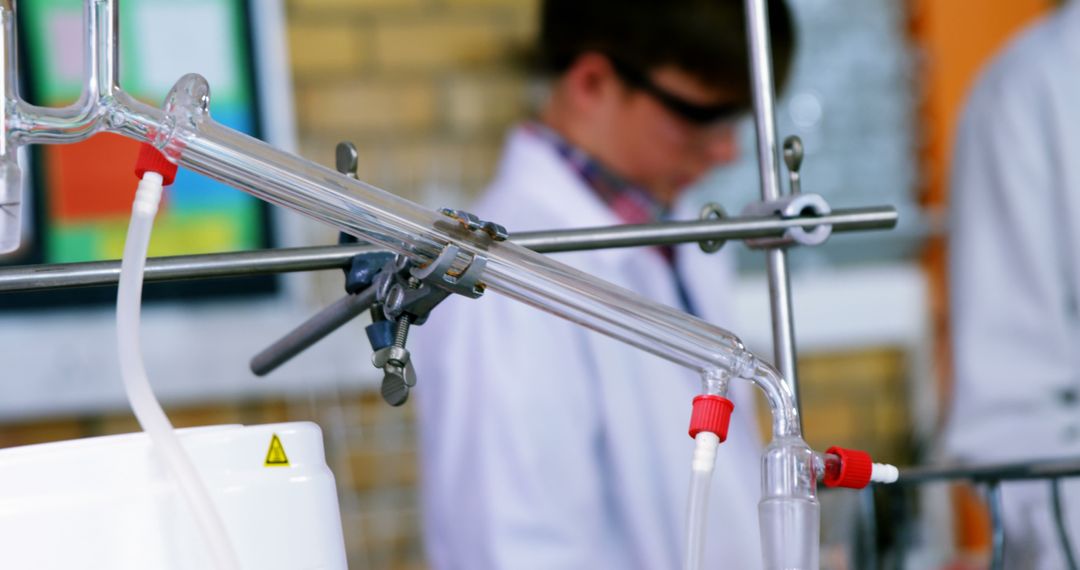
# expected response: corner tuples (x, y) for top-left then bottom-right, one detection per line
(134, 143), (178, 186)
(823, 446), (873, 489)
(688, 394), (735, 442)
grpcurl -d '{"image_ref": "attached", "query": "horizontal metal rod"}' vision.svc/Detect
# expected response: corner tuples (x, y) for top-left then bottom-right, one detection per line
(0, 206), (897, 293)
(514, 206), (895, 252)
(895, 456), (1080, 485)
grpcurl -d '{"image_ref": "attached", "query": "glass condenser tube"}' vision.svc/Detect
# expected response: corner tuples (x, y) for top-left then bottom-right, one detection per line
(96, 75), (804, 441)
(18, 72), (805, 441)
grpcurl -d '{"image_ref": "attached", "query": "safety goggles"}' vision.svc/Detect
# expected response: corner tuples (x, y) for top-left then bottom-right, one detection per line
(608, 56), (744, 126)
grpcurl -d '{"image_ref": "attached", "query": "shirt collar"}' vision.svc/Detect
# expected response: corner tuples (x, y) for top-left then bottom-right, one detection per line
(523, 122), (667, 225)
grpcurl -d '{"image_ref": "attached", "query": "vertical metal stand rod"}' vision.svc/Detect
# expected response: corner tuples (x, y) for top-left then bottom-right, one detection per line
(744, 0), (784, 202)
(743, 0), (802, 421)
(1052, 478), (1079, 570)
(987, 482), (1006, 570)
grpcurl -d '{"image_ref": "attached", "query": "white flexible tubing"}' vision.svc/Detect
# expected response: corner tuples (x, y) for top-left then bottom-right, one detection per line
(684, 431), (720, 570)
(117, 172), (241, 570)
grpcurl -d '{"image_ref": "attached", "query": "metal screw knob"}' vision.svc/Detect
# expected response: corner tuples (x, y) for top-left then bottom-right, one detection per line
(782, 135), (804, 195)
(378, 316), (416, 407)
(783, 136), (803, 173)
(380, 369), (410, 406)
(335, 142), (358, 178)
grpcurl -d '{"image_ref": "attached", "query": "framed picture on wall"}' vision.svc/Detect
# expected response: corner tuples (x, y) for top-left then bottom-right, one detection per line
(2, 0), (277, 308)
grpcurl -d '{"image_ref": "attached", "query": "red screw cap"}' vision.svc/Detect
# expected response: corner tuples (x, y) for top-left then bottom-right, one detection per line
(688, 394), (735, 442)
(823, 446), (873, 489)
(134, 143), (178, 186)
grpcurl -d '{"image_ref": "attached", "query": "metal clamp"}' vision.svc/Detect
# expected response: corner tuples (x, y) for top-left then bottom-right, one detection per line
(411, 244), (487, 299)
(366, 238), (495, 405)
(251, 200), (503, 409)
(410, 207), (510, 299)
(439, 207), (509, 242)
(741, 136), (832, 249)
(363, 207), (505, 403)
(741, 193), (833, 249)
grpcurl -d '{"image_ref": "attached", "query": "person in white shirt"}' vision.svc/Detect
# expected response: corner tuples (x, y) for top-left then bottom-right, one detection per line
(946, 3), (1080, 568)
(413, 1), (794, 568)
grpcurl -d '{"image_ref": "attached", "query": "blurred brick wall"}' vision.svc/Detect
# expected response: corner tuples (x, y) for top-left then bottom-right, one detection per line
(796, 348), (913, 460)
(287, 0), (539, 213)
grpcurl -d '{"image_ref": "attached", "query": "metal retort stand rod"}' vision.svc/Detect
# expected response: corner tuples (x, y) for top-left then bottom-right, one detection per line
(744, 0), (805, 426)
(0, 206), (896, 293)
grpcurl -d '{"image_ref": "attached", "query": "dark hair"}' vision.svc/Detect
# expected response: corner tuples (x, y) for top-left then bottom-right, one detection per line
(539, 0), (795, 103)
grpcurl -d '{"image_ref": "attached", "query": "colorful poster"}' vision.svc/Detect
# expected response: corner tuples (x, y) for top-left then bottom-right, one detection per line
(17, 0), (269, 264)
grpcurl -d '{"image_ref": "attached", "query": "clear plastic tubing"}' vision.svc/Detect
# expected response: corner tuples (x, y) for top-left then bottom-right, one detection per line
(117, 171), (241, 570)
(685, 431), (719, 570)
(1, 2), (814, 567)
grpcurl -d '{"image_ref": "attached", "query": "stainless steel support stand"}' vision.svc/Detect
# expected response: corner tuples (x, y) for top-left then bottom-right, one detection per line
(0, 207), (897, 293)
(744, 0), (802, 424)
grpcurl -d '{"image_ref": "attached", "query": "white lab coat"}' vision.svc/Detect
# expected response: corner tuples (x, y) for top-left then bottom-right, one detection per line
(412, 126), (764, 570)
(945, 3), (1080, 568)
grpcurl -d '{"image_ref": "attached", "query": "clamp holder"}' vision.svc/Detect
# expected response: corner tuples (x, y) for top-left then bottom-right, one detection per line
(411, 206), (510, 299)
(249, 161), (506, 407)
(741, 193), (833, 249)
(742, 134), (833, 249)
(365, 207), (507, 404)
(697, 203), (728, 253)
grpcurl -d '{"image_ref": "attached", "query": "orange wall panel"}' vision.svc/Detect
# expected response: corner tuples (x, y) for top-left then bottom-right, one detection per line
(910, 0), (1052, 206)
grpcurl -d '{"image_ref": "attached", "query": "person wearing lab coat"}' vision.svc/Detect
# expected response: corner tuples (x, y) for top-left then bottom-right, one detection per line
(945, 3), (1080, 568)
(411, 1), (794, 568)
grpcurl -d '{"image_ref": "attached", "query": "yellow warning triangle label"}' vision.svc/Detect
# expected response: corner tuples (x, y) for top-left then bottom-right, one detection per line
(264, 434), (290, 467)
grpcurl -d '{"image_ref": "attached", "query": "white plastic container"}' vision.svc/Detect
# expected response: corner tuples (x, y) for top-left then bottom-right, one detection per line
(0, 422), (347, 569)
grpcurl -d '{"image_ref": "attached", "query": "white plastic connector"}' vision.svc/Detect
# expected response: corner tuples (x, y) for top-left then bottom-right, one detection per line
(133, 171), (164, 216)
(871, 463), (899, 484)
(691, 431), (720, 472)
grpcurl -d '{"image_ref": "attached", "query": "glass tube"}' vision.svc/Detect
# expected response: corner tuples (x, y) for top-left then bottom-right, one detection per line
(759, 437), (820, 570)
(108, 76), (805, 440)
(0, 3), (18, 253)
